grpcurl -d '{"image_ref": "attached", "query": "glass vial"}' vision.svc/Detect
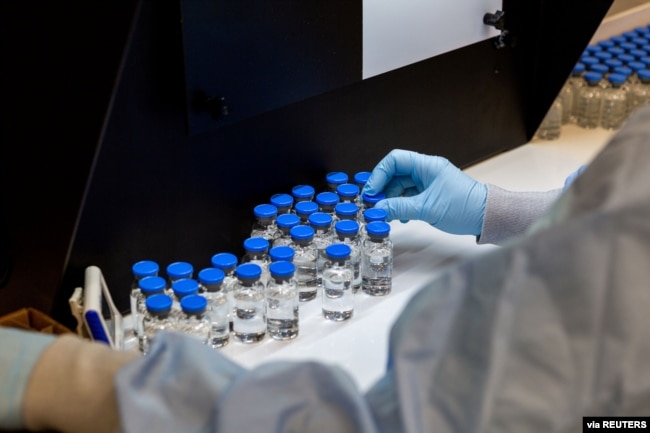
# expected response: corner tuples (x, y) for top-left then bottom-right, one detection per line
(289, 225), (319, 302)
(535, 97), (562, 140)
(178, 295), (211, 345)
(210, 252), (239, 329)
(315, 191), (340, 217)
(576, 71), (603, 129)
(270, 193), (294, 215)
(336, 183), (360, 204)
(131, 275), (166, 339)
(140, 293), (174, 355)
(334, 220), (362, 293)
(242, 236), (270, 286)
(129, 260), (160, 333)
(308, 212), (334, 286)
(166, 261), (194, 287)
(232, 263), (266, 343)
(266, 261), (299, 340)
(600, 73), (628, 130)
(294, 200), (319, 225)
(362, 221), (393, 296)
(291, 184), (315, 203)
(198, 268), (230, 348)
(326, 171), (349, 192)
(273, 213), (301, 247)
(250, 204), (279, 243)
(171, 278), (200, 318)
(322, 244), (354, 322)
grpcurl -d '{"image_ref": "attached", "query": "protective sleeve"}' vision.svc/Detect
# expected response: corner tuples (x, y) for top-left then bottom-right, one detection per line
(0, 327), (55, 429)
(478, 186), (562, 245)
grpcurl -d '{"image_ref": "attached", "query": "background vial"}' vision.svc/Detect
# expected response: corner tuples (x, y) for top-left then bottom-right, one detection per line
(139, 293), (175, 355)
(178, 294), (211, 345)
(266, 261), (299, 340)
(322, 243), (354, 321)
(289, 225), (319, 301)
(362, 221), (393, 296)
(232, 263), (266, 343)
(198, 267), (230, 348)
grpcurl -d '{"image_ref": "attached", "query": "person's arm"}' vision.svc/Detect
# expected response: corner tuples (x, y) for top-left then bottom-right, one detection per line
(0, 327), (54, 430)
(0, 326), (138, 433)
(362, 149), (576, 245)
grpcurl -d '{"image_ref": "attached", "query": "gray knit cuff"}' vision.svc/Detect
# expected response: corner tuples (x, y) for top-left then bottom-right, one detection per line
(478, 185), (562, 245)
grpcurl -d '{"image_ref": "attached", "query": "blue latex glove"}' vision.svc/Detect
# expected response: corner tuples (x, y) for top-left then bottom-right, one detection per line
(563, 164), (587, 191)
(362, 149), (487, 236)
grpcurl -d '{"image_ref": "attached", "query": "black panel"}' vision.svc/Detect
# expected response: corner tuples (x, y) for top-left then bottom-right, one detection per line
(180, 0), (362, 134)
(50, 0), (611, 327)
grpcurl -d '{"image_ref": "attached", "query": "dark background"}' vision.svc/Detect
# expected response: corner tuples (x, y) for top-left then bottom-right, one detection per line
(0, 0), (612, 329)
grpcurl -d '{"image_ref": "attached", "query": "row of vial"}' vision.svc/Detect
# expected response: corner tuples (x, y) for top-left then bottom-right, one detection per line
(536, 23), (650, 139)
(130, 170), (394, 354)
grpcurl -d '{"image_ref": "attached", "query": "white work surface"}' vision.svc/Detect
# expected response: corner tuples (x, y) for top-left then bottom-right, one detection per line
(218, 125), (615, 392)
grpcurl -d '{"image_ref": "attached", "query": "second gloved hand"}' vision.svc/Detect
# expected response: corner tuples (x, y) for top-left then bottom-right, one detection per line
(363, 149), (487, 236)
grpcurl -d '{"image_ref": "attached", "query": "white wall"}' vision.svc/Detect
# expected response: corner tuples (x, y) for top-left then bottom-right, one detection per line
(363, 0), (502, 78)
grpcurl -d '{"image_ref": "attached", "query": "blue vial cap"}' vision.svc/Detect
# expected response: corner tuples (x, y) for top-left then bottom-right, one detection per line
(326, 171), (349, 186)
(363, 208), (388, 222)
(132, 260), (159, 278)
(254, 204), (278, 218)
(334, 202), (359, 217)
(598, 40), (615, 50)
(138, 276), (167, 295)
(172, 278), (200, 298)
(269, 261), (295, 278)
(145, 293), (173, 313)
(362, 192), (386, 205)
(335, 219), (360, 236)
(604, 58), (623, 71)
(336, 183), (360, 199)
(581, 56), (599, 67)
(631, 49), (648, 59)
(643, 45), (650, 55)
(167, 261), (193, 279)
(290, 225), (315, 241)
(633, 37), (648, 47)
(308, 212), (333, 228)
(366, 221), (391, 237)
(618, 54), (636, 64)
(594, 51), (612, 61)
(353, 171), (371, 186)
(614, 66), (632, 77)
(198, 267), (225, 285)
(294, 200), (319, 216)
(585, 44), (602, 54)
(243, 237), (270, 253)
(611, 35), (627, 45)
(572, 63), (585, 75)
(607, 73), (626, 86)
(629, 61), (647, 72)
(180, 294), (207, 314)
(236, 263), (262, 280)
(291, 184), (315, 200)
(584, 71), (603, 85)
(270, 193), (294, 209)
(269, 245), (295, 262)
(642, 56), (650, 67)
(620, 42), (637, 52)
(326, 243), (352, 260)
(623, 31), (638, 41)
(638, 69), (650, 80)
(590, 64), (608, 75)
(608, 47), (625, 57)
(276, 213), (301, 229)
(315, 191), (339, 207)
(211, 252), (238, 271)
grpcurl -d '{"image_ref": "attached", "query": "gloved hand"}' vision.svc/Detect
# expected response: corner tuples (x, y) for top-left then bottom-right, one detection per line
(362, 149), (487, 236)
